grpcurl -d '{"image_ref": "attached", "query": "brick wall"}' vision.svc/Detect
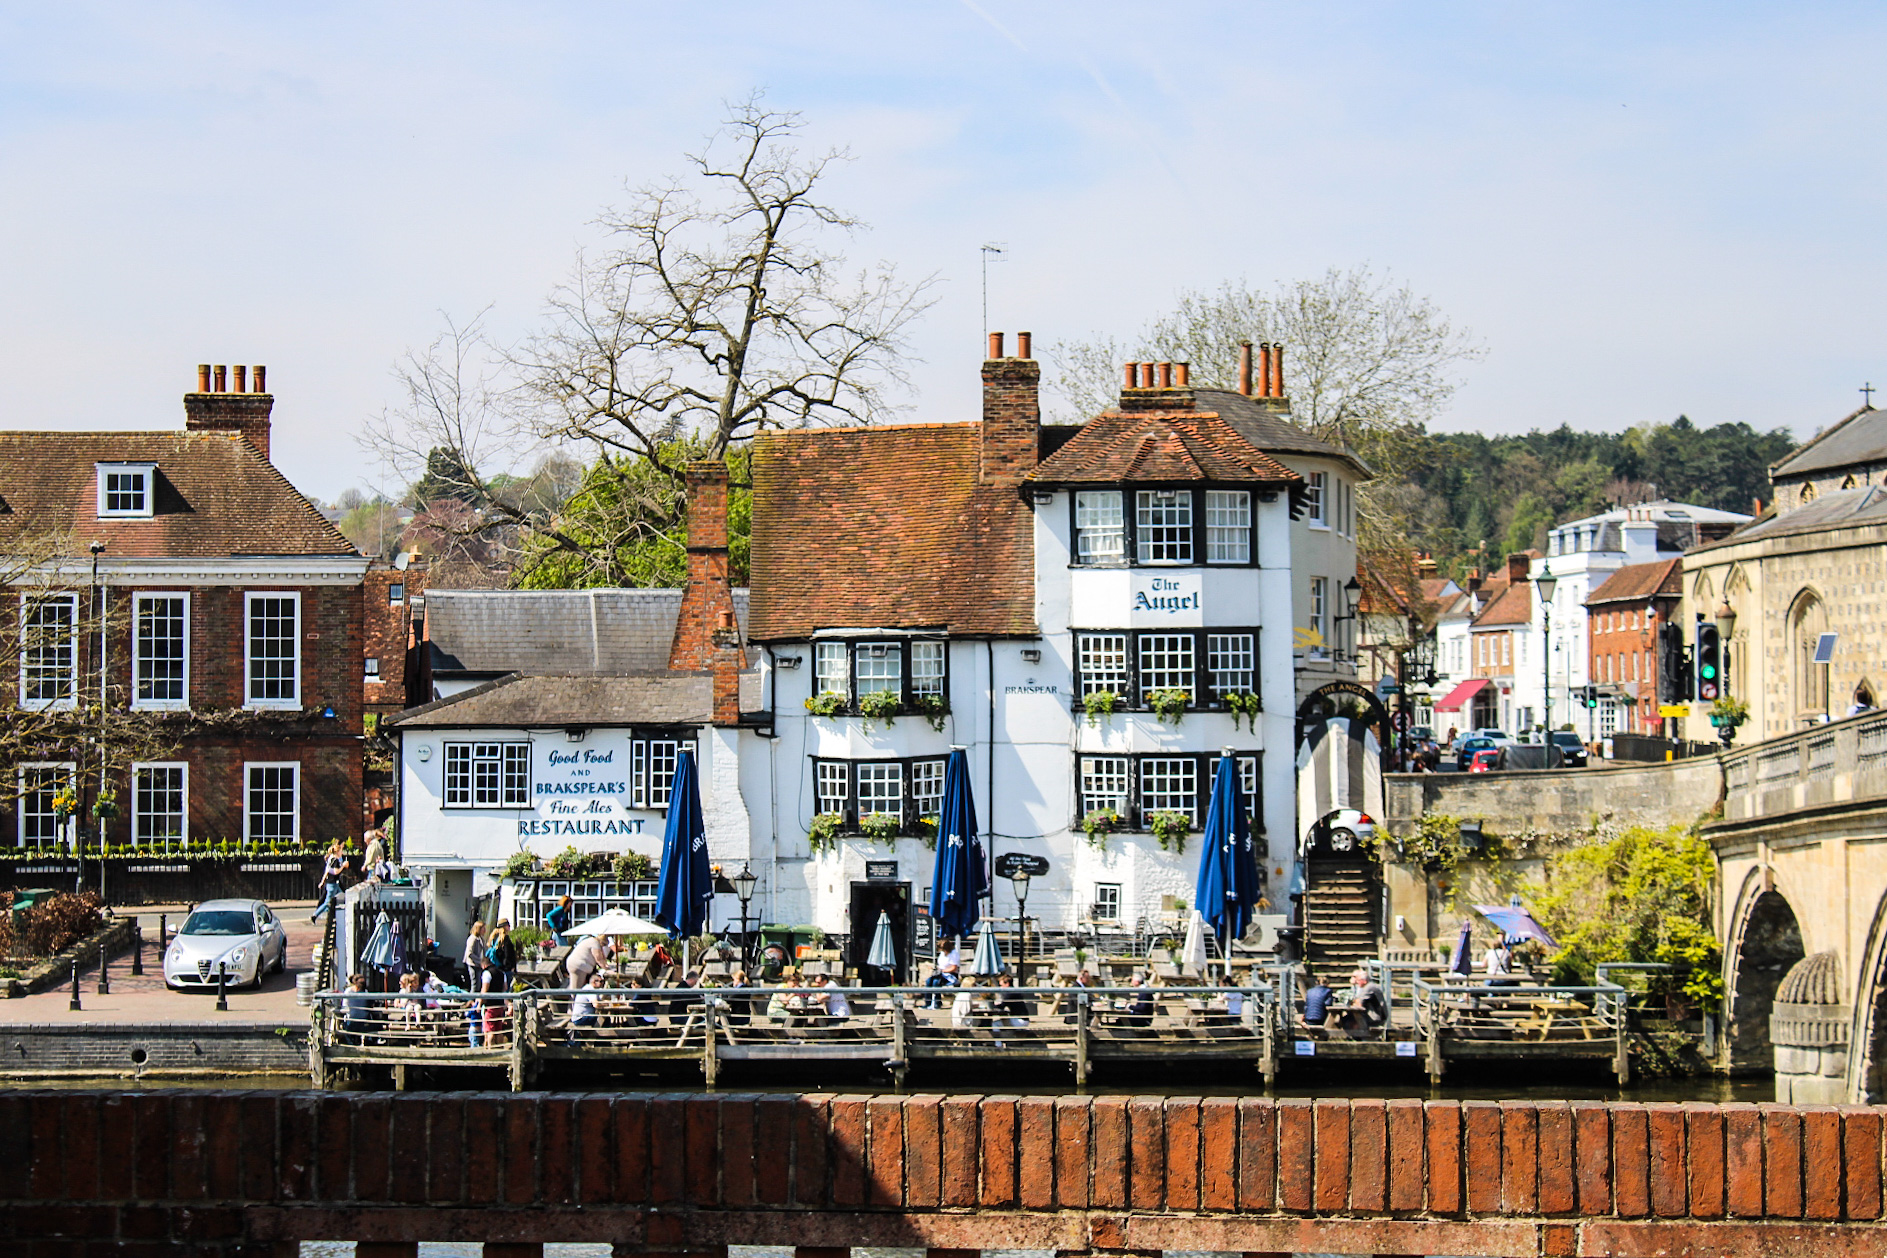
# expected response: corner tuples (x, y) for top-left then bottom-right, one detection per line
(8, 1091), (1887, 1254)
(980, 346), (1040, 490)
(362, 565), (424, 721)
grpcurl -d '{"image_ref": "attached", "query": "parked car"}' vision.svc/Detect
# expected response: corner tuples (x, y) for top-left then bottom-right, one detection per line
(164, 898), (289, 991)
(1322, 809), (1379, 854)
(1468, 748), (1501, 773)
(1408, 724), (1433, 745)
(1467, 727), (1516, 748)
(1456, 735), (1496, 771)
(1549, 731), (1590, 767)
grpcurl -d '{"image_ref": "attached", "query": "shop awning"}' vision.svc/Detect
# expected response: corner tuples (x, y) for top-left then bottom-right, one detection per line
(1433, 678), (1491, 713)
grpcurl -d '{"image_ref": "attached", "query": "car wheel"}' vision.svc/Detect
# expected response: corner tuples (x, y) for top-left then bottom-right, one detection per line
(1330, 828), (1357, 853)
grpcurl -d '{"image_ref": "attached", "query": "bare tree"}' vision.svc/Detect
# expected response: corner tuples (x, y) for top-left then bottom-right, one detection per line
(519, 97), (934, 472)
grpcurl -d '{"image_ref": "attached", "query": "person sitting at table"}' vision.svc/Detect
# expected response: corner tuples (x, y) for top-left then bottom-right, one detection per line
(1335, 967), (1389, 1039)
(568, 971), (608, 1042)
(1214, 973), (1245, 1019)
(391, 971), (426, 1031)
(950, 975), (982, 1029)
(1122, 972), (1154, 1029)
(1301, 969), (1334, 1028)
(1484, 935), (1519, 988)
(993, 972), (1031, 1029)
(809, 973), (851, 1024)
(342, 973), (373, 1042)
(926, 937), (963, 1007)
(766, 971), (807, 1025)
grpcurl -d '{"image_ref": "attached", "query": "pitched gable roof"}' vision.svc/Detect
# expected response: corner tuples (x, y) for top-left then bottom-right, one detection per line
(1026, 411), (1300, 486)
(426, 588), (753, 677)
(0, 431), (353, 557)
(1472, 581), (1532, 627)
(1585, 558), (1682, 606)
(1190, 388), (1373, 478)
(1772, 405), (1886, 480)
(747, 423), (1036, 641)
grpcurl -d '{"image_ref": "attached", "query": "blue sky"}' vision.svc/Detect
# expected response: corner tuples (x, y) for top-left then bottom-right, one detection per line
(3, 3), (1885, 501)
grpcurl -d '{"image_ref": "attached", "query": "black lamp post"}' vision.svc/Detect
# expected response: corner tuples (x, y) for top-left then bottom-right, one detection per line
(732, 862), (758, 967)
(1333, 575), (1363, 663)
(85, 540), (105, 895)
(1009, 869), (1031, 977)
(1715, 599), (1740, 745)
(1535, 562), (1558, 742)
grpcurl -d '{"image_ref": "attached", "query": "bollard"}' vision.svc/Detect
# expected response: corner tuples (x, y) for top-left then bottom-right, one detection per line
(69, 961), (81, 1011)
(97, 943), (109, 995)
(216, 961), (228, 1011)
(130, 920), (143, 975)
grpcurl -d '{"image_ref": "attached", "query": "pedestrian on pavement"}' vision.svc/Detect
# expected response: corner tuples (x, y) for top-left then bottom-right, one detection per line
(461, 921), (487, 987)
(362, 829), (387, 873)
(311, 842), (348, 922)
(567, 933), (612, 989)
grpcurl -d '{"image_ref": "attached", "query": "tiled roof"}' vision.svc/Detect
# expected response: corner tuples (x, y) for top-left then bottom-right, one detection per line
(389, 672), (715, 728)
(748, 423), (1036, 641)
(1472, 581), (1532, 627)
(1585, 559), (1682, 606)
(1190, 389), (1373, 478)
(1772, 405), (1887, 479)
(1026, 411), (1300, 486)
(0, 431), (353, 557)
(426, 588), (752, 677)
(1692, 484), (1887, 552)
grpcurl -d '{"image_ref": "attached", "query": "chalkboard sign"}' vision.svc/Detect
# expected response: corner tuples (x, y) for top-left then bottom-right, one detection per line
(995, 852), (1050, 879)
(912, 906), (935, 958)
(865, 860), (898, 881)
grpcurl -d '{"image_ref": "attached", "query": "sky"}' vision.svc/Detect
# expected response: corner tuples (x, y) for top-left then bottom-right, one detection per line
(3, 2), (1886, 503)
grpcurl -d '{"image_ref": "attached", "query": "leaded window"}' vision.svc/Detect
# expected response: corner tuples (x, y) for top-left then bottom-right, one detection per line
(1135, 490), (1193, 563)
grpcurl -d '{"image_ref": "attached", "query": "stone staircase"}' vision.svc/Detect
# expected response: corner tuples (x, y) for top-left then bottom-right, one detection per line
(1303, 860), (1380, 978)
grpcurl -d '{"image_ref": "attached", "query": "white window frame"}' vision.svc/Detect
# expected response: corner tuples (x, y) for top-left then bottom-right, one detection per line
(1135, 489), (1193, 564)
(242, 761), (299, 845)
(1074, 490), (1126, 563)
(364, 656), (381, 680)
(910, 641), (946, 697)
(1308, 577), (1329, 653)
(854, 642), (902, 696)
(1140, 756), (1201, 824)
(910, 757), (946, 821)
(814, 760), (850, 817)
(630, 735), (696, 810)
(855, 761), (904, 817)
(1207, 632), (1256, 697)
(17, 761), (74, 847)
(95, 463), (156, 519)
(243, 591), (301, 710)
(1092, 883), (1122, 922)
(132, 761), (189, 847)
(132, 592), (190, 711)
(18, 592), (79, 712)
(1076, 632), (1130, 696)
(1204, 490), (1252, 564)
(1080, 755), (1130, 815)
(813, 641), (849, 698)
(444, 741), (532, 809)
(1138, 633), (1196, 693)
(1305, 472), (1328, 529)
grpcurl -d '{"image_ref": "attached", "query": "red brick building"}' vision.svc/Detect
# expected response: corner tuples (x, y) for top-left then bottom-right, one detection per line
(1585, 557), (1682, 734)
(0, 364), (372, 848)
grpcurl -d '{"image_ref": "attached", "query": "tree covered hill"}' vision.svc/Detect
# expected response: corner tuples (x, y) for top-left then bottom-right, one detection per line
(1405, 415), (1797, 572)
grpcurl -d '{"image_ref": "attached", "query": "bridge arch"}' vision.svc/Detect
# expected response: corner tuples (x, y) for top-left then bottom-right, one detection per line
(1724, 870), (1806, 1072)
(1847, 884), (1887, 1102)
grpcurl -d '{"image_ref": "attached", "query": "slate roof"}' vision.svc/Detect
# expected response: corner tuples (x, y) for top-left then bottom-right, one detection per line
(747, 423), (1036, 642)
(425, 588), (752, 677)
(1690, 485), (1887, 552)
(0, 432), (353, 557)
(388, 672), (716, 729)
(1026, 411), (1301, 486)
(1772, 405), (1887, 479)
(1585, 559), (1682, 607)
(1190, 389), (1373, 478)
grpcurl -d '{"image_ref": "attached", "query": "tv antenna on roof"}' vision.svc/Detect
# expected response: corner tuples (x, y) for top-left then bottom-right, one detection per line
(981, 243), (1006, 343)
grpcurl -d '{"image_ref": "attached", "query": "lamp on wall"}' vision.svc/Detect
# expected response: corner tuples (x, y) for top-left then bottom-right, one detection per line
(565, 728), (586, 743)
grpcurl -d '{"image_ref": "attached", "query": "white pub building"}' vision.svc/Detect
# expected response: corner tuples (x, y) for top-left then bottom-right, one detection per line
(390, 336), (1356, 968)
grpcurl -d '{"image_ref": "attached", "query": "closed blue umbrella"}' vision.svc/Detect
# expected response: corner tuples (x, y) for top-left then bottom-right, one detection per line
(1448, 919), (1475, 976)
(360, 910), (395, 969)
(1196, 750), (1261, 943)
(653, 749), (713, 940)
(383, 918), (407, 979)
(928, 747), (986, 939)
(967, 918), (1005, 976)
(866, 911), (898, 972)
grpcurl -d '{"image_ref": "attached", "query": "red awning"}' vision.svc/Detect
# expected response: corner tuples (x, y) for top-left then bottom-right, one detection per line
(1433, 677), (1491, 713)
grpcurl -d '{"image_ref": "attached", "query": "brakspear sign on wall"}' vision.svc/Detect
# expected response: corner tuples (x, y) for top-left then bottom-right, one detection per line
(516, 740), (655, 838)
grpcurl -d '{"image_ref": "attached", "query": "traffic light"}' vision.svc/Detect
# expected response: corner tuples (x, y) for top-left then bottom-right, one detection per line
(1658, 621), (1684, 703)
(1583, 684), (1600, 709)
(1695, 622), (1721, 701)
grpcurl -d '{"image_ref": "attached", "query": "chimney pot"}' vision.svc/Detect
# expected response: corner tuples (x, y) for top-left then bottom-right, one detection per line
(196, 364), (211, 393)
(1238, 342), (1252, 397)
(1124, 363), (1138, 389)
(988, 331), (1004, 360)
(1257, 344), (1272, 397)
(253, 364), (266, 393)
(213, 365), (227, 393)
(1157, 362), (1172, 389)
(1016, 331), (1032, 360)
(1272, 343), (1286, 397)
(233, 365), (247, 393)
(1175, 362), (1190, 387)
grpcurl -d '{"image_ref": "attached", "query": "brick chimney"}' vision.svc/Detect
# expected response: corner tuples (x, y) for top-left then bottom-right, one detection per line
(668, 460), (744, 724)
(1506, 552), (1530, 584)
(1118, 360), (1197, 412)
(980, 332), (1040, 488)
(184, 363), (273, 460)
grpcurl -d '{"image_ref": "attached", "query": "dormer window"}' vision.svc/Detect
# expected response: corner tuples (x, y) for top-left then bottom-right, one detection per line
(96, 463), (155, 518)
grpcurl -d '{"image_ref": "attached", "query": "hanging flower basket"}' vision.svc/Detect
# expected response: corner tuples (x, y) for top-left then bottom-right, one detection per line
(1148, 689), (1191, 726)
(50, 789), (78, 820)
(91, 791), (120, 822)
(1083, 690), (1120, 727)
(1149, 810), (1192, 854)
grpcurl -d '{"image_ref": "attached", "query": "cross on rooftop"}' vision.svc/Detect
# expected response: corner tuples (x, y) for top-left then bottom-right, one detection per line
(1864, 382), (1876, 407)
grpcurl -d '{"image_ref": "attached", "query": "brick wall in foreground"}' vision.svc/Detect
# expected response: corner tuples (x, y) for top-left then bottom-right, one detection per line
(6, 1092), (1887, 1256)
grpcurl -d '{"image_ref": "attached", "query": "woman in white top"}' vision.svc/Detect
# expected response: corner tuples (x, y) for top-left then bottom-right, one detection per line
(950, 975), (980, 1028)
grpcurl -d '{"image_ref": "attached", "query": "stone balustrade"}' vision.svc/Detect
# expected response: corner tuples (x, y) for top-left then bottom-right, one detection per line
(1722, 709), (1887, 823)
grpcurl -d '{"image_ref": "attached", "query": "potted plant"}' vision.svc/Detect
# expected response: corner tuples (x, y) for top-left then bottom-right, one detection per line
(808, 812), (845, 855)
(612, 851), (652, 883)
(1149, 810), (1192, 853)
(804, 692), (847, 718)
(857, 690), (902, 728)
(860, 811), (902, 841)
(1081, 807), (1121, 849)
(1148, 688), (1190, 726)
(1224, 690), (1262, 732)
(914, 814), (940, 848)
(916, 693), (950, 732)
(1083, 690), (1120, 727)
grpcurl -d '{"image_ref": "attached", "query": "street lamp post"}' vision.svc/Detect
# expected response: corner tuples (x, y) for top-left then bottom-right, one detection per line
(1009, 869), (1031, 980)
(732, 862), (758, 968)
(1715, 599), (1740, 746)
(1535, 563), (1558, 748)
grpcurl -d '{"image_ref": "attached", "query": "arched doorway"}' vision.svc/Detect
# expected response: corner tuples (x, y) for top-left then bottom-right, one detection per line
(1728, 888), (1806, 1072)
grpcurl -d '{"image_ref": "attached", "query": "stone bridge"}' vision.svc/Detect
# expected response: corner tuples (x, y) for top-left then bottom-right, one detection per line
(1713, 710), (1887, 1103)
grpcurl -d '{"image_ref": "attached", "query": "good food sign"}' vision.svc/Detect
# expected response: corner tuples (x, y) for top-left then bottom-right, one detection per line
(516, 736), (655, 839)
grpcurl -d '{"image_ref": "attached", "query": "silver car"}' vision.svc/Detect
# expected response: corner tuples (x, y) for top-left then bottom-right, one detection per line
(164, 898), (289, 990)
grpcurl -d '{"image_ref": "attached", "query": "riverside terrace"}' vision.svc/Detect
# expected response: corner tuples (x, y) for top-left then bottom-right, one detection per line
(308, 965), (1648, 1092)
(8, 1089), (1887, 1254)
